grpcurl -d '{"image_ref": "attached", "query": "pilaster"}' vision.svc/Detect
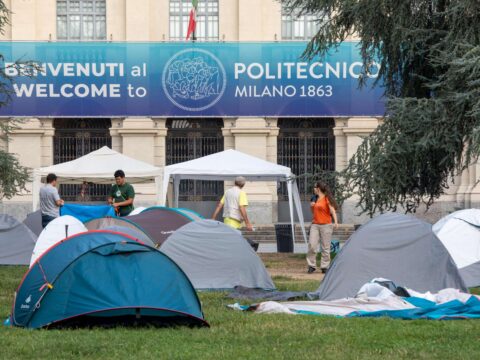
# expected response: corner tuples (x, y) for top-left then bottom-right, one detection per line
(112, 117), (164, 202)
(222, 117), (280, 224)
(333, 118), (348, 171)
(152, 118), (168, 168)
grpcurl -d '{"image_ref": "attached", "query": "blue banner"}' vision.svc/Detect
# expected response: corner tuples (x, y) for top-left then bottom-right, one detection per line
(0, 42), (384, 117)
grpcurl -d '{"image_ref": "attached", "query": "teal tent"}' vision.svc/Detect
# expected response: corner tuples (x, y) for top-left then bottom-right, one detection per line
(11, 230), (207, 328)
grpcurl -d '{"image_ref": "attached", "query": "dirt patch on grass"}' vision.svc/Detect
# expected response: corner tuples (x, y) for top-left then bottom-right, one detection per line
(259, 253), (325, 281)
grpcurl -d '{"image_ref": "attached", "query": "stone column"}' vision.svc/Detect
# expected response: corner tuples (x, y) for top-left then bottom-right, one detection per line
(115, 117), (159, 206)
(0, 119), (7, 151)
(3, 118), (55, 218)
(39, 118), (55, 167)
(152, 118), (168, 168)
(468, 161), (480, 207)
(265, 118), (279, 213)
(222, 117), (279, 224)
(339, 117), (381, 225)
(222, 118), (236, 150)
(456, 167), (470, 207)
(465, 162), (479, 208)
(118, 117), (156, 163)
(109, 118), (125, 153)
(9, 118), (54, 170)
(333, 118), (348, 172)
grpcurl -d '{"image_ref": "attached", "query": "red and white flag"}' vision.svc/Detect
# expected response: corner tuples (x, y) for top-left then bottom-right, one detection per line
(186, 0), (198, 40)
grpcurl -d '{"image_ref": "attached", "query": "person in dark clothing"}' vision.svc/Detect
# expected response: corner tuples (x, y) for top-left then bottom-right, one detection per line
(107, 170), (135, 217)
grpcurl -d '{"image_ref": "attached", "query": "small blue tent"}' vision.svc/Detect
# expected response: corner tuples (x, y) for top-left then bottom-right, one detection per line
(12, 230), (207, 328)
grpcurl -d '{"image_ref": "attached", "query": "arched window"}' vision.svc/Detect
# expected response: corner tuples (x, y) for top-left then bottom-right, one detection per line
(277, 118), (335, 200)
(166, 119), (223, 201)
(169, 0), (219, 41)
(53, 119), (111, 201)
(57, 0), (106, 40)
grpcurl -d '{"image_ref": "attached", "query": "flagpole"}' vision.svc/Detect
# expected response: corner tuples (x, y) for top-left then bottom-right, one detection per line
(192, 5), (196, 42)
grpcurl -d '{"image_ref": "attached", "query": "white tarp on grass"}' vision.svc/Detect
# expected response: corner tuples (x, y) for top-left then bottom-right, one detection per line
(230, 281), (480, 319)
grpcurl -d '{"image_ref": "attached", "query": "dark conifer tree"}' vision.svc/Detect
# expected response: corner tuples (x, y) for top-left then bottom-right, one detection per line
(282, 0), (480, 215)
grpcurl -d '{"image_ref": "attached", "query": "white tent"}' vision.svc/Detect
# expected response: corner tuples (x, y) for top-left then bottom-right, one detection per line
(32, 147), (163, 210)
(30, 215), (87, 267)
(161, 149), (307, 244)
(128, 207), (146, 216)
(433, 209), (480, 287)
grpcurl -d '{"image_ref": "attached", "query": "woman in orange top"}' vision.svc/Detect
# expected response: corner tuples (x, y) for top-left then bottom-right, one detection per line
(307, 181), (339, 274)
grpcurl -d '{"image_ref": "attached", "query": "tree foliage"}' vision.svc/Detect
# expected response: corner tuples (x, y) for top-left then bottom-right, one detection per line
(282, 0), (480, 215)
(0, 2), (32, 201)
(0, 122), (29, 200)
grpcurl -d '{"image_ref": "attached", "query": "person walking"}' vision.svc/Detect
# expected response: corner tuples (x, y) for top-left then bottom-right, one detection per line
(108, 170), (135, 217)
(39, 173), (64, 228)
(307, 181), (339, 274)
(212, 176), (253, 231)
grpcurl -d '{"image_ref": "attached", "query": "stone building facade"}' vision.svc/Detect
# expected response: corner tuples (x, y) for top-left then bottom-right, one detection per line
(1, 0), (476, 224)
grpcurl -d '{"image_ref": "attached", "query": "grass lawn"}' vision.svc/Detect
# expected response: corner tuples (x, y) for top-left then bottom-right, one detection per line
(1, 261), (480, 359)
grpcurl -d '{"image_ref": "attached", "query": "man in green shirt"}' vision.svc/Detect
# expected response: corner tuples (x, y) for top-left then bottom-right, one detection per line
(108, 170), (135, 217)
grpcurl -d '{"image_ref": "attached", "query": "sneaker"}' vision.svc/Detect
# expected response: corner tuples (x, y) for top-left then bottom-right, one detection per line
(307, 266), (316, 274)
(321, 268), (328, 274)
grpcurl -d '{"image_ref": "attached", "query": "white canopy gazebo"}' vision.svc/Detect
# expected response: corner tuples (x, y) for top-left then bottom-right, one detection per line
(32, 147), (162, 210)
(161, 149), (307, 244)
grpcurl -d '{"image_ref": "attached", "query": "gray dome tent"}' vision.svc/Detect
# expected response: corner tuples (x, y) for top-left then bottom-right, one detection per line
(0, 214), (37, 265)
(312, 213), (467, 301)
(23, 210), (42, 237)
(161, 220), (275, 290)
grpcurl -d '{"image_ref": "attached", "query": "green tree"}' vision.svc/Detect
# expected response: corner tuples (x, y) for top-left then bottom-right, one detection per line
(0, 1), (35, 200)
(0, 119), (29, 200)
(282, 0), (480, 215)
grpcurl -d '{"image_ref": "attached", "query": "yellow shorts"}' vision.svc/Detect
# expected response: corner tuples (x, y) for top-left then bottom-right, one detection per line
(224, 217), (242, 229)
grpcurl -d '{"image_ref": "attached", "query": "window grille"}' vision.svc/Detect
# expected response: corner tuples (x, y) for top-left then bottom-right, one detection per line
(169, 0), (219, 41)
(57, 0), (106, 40)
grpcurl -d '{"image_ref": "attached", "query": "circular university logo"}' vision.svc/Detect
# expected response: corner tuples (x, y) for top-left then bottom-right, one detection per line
(162, 49), (227, 112)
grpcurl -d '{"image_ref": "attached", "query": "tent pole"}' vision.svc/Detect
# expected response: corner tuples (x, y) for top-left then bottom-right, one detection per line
(32, 171), (41, 211)
(154, 176), (162, 205)
(287, 180), (296, 253)
(292, 181), (308, 245)
(161, 170), (171, 206)
(173, 176), (180, 208)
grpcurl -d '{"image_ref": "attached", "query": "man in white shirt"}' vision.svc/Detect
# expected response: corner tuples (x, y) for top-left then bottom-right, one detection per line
(212, 176), (253, 231)
(212, 176), (259, 251)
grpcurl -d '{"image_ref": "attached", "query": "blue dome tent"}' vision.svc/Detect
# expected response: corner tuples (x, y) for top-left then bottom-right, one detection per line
(11, 230), (207, 328)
